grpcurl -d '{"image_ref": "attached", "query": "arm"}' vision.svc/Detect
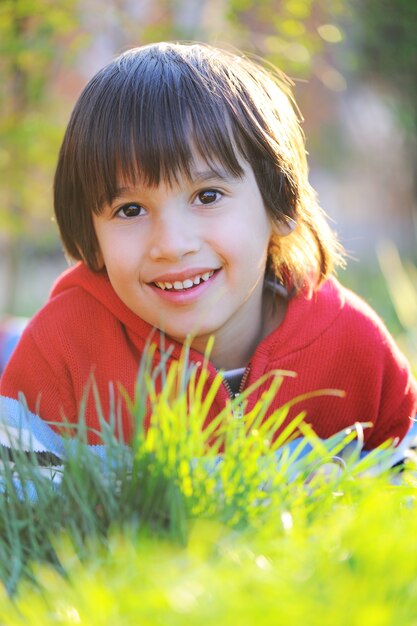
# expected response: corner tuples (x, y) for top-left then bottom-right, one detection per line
(0, 325), (78, 431)
(362, 326), (417, 450)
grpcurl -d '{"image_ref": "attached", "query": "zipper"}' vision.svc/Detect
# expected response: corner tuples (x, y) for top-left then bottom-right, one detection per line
(222, 366), (251, 420)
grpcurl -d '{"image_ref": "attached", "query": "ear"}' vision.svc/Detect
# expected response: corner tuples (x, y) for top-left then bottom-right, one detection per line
(274, 215), (297, 237)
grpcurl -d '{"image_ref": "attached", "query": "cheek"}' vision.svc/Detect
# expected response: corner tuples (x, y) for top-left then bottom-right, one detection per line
(243, 216), (272, 258)
(220, 229), (271, 279)
(98, 230), (141, 270)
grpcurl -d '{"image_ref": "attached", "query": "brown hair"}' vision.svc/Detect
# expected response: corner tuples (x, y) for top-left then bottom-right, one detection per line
(54, 42), (345, 289)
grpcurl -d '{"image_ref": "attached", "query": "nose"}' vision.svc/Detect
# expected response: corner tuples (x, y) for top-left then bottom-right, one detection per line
(148, 210), (201, 261)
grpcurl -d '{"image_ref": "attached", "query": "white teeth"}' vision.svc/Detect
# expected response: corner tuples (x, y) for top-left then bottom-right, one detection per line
(155, 270), (216, 291)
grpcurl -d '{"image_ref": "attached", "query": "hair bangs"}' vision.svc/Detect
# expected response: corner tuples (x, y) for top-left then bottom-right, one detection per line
(80, 50), (248, 214)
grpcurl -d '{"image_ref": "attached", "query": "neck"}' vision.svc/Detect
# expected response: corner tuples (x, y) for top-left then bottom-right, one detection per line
(191, 287), (287, 370)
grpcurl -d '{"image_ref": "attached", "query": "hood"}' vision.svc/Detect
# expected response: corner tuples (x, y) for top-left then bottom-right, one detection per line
(50, 262), (156, 340)
(255, 275), (345, 361)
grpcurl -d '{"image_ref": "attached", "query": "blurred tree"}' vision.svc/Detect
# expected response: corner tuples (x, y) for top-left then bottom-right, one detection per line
(0, 0), (83, 312)
(91, 0), (348, 87)
(350, 0), (417, 135)
(349, 0), (417, 199)
(225, 0), (346, 79)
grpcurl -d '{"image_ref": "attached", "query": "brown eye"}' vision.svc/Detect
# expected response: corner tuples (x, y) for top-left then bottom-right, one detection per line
(116, 203), (145, 218)
(197, 189), (221, 205)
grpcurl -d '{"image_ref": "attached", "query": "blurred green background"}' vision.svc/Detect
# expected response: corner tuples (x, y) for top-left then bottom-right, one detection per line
(1, 3), (417, 614)
(0, 0), (416, 345)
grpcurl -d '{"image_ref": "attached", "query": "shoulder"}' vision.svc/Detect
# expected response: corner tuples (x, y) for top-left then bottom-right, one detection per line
(316, 277), (394, 341)
(280, 276), (393, 353)
(30, 282), (102, 343)
(285, 276), (410, 370)
(13, 265), (117, 363)
(314, 278), (415, 388)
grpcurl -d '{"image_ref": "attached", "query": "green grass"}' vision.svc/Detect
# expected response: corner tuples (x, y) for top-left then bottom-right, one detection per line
(0, 343), (416, 623)
(3, 483), (417, 626)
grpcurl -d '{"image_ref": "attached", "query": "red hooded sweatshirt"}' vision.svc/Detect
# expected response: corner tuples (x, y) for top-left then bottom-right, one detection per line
(1, 263), (416, 449)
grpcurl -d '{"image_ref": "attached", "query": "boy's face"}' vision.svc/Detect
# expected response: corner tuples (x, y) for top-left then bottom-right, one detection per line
(93, 155), (273, 363)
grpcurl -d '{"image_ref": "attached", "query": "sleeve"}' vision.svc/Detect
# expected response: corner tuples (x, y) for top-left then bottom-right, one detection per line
(363, 330), (417, 450)
(367, 378), (417, 450)
(0, 326), (78, 431)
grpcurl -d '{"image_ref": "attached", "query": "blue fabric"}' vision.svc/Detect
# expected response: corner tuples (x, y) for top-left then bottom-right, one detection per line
(0, 396), (107, 460)
(284, 421), (417, 477)
(0, 317), (28, 373)
(1, 394), (416, 500)
(0, 396), (107, 499)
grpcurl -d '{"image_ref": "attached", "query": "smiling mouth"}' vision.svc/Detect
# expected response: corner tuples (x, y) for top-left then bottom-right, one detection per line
(152, 269), (220, 292)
